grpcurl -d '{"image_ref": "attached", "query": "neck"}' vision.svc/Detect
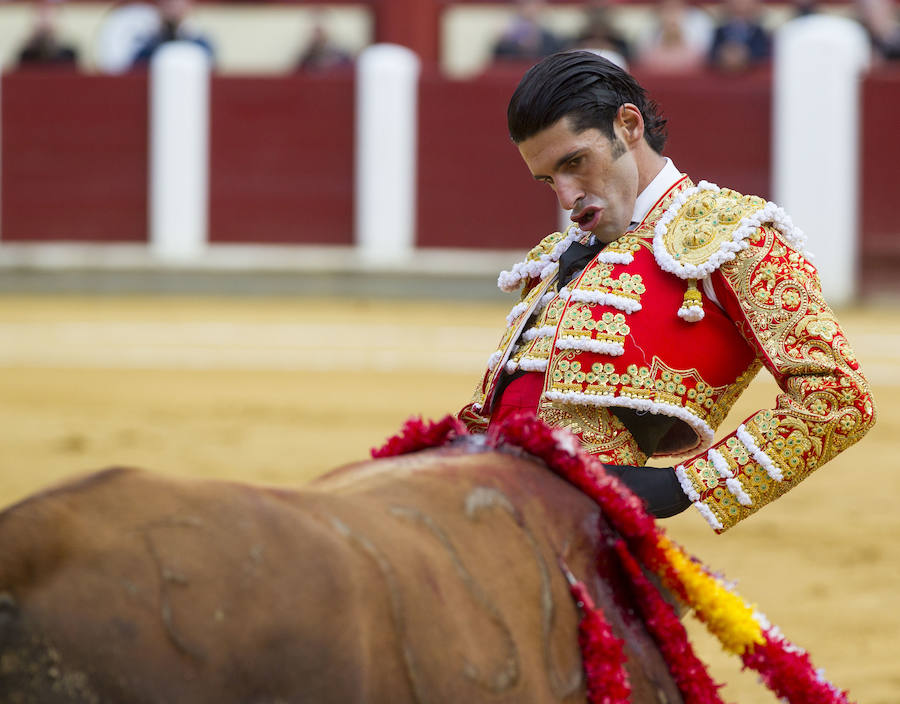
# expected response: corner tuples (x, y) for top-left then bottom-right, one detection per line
(634, 147), (667, 196)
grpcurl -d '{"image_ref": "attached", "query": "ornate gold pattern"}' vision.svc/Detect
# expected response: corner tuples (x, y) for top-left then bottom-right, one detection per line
(603, 233), (654, 256)
(579, 264), (646, 303)
(547, 354), (758, 434)
(663, 189), (766, 266)
(560, 305), (630, 342)
(462, 173), (873, 533)
(681, 225), (876, 531)
(538, 397), (647, 465)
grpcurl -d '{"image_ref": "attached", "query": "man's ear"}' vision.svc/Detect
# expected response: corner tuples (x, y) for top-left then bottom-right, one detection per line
(616, 104), (645, 147)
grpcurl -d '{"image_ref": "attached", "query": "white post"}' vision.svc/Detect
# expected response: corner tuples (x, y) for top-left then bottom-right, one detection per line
(355, 44), (420, 264)
(149, 42), (211, 261)
(0, 61), (3, 243)
(773, 16), (870, 305)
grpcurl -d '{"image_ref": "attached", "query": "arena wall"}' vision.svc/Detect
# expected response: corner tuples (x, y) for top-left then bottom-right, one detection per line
(0, 1), (897, 296)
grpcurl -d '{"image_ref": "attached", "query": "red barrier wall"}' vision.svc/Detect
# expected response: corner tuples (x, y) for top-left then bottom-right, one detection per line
(860, 65), (900, 295)
(1, 67), (896, 297)
(417, 66), (772, 249)
(1, 70), (148, 242)
(208, 74), (355, 245)
(417, 68), (558, 249)
(635, 68), (772, 200)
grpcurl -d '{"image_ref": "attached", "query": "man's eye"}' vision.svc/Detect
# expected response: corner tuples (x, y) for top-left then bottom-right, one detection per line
(568, 157), (582, 168)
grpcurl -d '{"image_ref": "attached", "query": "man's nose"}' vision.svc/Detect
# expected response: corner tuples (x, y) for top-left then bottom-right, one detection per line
(556, 179), (583, 211)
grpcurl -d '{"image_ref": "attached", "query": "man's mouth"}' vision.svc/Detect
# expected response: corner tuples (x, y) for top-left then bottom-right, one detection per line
(572, 207), (602, 232)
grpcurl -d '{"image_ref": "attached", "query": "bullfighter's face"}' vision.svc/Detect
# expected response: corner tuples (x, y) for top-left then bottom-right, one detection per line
(517, 111), (641, 244)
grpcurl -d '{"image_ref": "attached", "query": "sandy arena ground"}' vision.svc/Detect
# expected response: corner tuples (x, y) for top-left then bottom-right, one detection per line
(0, 295), (896, 703)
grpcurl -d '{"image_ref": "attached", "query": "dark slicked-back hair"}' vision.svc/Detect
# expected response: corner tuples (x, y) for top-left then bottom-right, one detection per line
(507, 51), (668, 153)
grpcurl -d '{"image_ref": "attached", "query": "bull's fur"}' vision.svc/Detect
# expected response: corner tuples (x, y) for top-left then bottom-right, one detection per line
(0, 439), (681, 703)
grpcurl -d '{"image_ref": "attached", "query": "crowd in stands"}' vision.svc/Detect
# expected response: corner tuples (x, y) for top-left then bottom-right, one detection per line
(11, 0), (352, 73)
(491, 0), (900, 73)
(10, 0), (900, 74)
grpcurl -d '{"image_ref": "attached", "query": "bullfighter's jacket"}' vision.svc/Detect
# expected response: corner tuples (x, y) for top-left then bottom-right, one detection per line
(459, 175), (876, 532)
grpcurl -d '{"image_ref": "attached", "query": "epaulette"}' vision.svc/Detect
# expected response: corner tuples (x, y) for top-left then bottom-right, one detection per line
(497, 225), (586, 293)
(653, 181), (808, 322)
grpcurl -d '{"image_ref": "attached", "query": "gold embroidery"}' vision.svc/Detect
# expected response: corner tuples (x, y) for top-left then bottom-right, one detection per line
(560, 305), (630, 342)
(538, 398), (647, 465)
(579, 265), (646, 304)
(662, 189), (766, 266)
(603, 233), (654, 256)
(682, 225), (876, 531)
(547, 355), (758, 434)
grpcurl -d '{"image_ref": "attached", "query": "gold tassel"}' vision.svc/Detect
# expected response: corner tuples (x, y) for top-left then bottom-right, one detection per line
(678, 278), (704, 322)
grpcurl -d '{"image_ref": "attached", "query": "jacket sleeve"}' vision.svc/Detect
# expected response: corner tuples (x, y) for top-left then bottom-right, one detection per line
(675, 224), (876, 532)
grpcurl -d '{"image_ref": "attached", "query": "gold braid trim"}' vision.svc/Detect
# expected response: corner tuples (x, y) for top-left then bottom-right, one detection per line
(680, 225), (876, 531)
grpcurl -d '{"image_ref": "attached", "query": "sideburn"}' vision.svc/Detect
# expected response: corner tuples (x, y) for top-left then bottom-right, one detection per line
(611, 138), (627, 160)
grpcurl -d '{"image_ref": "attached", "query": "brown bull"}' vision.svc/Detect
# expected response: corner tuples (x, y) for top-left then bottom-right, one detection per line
(0, 438), (681, 704)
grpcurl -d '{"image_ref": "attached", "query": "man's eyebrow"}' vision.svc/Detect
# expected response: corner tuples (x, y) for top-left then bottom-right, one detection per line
(533, 149), (584, 181)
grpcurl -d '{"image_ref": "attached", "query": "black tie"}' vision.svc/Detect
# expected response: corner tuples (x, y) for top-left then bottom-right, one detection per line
(558, 239), (603, 287)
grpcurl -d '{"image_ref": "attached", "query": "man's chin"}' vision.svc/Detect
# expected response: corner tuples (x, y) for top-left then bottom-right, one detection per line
(592, 228), (626, 244)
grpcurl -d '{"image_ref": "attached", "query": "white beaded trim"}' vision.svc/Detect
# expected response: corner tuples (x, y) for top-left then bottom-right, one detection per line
(498, 225), (587, 292)
(505, 291), (557, 327)
(653, 183), (811, 281)
(694, 502), (725, 531)
(675, 464), (724, 530)
(518, 357), (548, 373)
(554, 337), (625, 356)
(487, 350), (503, 371)
(522, 325), (557, 342)
(567, 289), (642, 314)
(737, 423), (784, 482)
(505, 301), (530, 326)
(598, 251), (634, 265)
(543, 390), (715, 449)
(708, 448), (753, 506)
(674, 464), (700, 501)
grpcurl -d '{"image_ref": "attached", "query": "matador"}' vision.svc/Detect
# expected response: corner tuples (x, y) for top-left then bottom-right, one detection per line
(459, 51), (875, 532)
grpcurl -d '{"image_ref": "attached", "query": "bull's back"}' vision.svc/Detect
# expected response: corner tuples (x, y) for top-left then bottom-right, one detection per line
(0, 467), (377, 703)
(0, 448), (681, 703)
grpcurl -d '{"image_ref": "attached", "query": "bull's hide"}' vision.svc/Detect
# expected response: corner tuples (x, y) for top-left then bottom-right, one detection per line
(0, 439), (681, 703)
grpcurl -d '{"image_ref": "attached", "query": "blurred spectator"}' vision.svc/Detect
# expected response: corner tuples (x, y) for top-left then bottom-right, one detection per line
(297, 18), (353, 73)
(16, 0), (79, 68)
(636, 0), (713, 73)
(130, 0), (214, 66)
(857, 0), (900, 60)
(569, 0), (631, 69)
(792, 0), (819, 18)
(708, 0), (771, 72)
(492, 0), (565, 63)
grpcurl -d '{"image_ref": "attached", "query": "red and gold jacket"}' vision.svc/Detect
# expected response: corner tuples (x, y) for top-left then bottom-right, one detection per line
(459, 176), (876, 532)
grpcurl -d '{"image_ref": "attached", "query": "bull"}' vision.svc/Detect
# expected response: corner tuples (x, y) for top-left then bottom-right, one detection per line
(0, 436), (681, 703)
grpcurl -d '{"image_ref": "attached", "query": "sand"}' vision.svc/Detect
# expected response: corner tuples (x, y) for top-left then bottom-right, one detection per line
(0, 295), (896, 703)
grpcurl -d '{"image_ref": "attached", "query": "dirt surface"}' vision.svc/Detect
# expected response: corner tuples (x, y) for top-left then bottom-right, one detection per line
(0, 295), (896, 703)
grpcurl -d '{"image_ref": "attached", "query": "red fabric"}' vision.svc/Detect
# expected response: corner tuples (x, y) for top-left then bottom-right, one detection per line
(487, 372), (544, 427)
